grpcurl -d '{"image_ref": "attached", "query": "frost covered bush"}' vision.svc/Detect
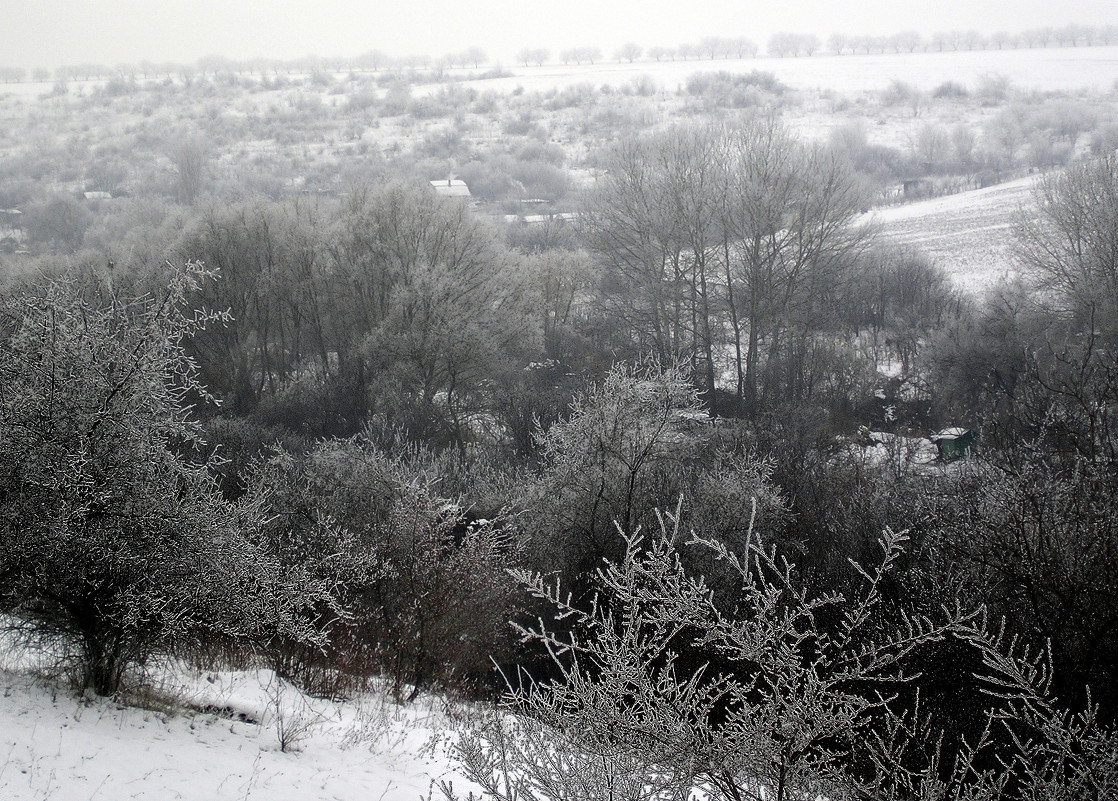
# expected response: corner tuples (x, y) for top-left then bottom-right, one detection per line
(251, 440), (522, 700)
(454, 509), (1117, 801)
(684, 71), (786, 109)
(522, 363), (786, 588)
(0, 265), (281, 695)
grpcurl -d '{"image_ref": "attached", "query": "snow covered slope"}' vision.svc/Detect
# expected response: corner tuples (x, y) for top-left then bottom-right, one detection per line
(868, 175), (1037, 293)
(0, 663), (474, 801)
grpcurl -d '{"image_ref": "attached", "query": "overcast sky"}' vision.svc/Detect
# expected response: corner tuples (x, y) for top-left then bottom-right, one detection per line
(3, 0), (1115, 70)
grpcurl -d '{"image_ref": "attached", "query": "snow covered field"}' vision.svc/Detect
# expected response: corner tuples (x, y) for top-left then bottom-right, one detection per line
(7, 45), (1113, 102)
(442, 45), (1118, 95)
(867, 175), (1038, 292)
(0, 651), (475, 801)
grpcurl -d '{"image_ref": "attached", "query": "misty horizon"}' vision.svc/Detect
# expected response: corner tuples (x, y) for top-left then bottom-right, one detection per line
(3, 0), (1117, 72)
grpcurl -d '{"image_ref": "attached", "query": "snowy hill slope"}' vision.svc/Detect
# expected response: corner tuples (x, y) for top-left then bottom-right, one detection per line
(867, 175), (1037, 292)
(0, 662), (474, 801)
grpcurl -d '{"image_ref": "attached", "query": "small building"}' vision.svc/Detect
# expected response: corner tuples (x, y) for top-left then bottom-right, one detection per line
(902, 177), (934, 198)
(429, 178), (471, 198)
(930, 427), (976, 461)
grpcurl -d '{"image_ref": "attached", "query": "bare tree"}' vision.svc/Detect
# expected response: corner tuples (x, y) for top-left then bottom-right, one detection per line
(462, 46), (487, 68)
(716, 118), (869, 409)
(331, 183), (539, 447)
(581, 124), (723, 393)
(579, 46), (601, 64)
(962, 30), (986, 50)
(516, 47), (550, 66)
(615, 42), (643, 63)
(767, 32), (797, 57)
(699, 36), (728, 60)
(989, 31), (1015, 49)
(171, 133), (207, 205)
(583, 120), (867, 412)
(893, 30), (924, 52)
(1017, 154), (1118, 334)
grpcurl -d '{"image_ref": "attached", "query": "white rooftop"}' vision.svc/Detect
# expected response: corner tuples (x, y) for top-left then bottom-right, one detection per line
(429, 179), (471, 197)
(931, 427), (970, 440)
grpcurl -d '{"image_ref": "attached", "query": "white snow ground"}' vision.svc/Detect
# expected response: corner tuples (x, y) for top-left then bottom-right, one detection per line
(430, 45), (1118, 95)
(866, 175), (1037, 293)
(0, 644), (478, 801)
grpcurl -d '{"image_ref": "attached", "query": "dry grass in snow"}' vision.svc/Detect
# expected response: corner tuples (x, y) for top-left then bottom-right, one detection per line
(0, 647), (478, 801)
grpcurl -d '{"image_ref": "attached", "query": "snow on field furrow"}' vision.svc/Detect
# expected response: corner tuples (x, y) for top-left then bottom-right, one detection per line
(867, 176), (1037, 292)
(873, 176), (1036, 221)
(433, 45), (1118, 95)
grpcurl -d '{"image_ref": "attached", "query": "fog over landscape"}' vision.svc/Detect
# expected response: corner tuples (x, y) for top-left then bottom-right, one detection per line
(4, 0), (1118, 68)
(2, 3), (1118, 801)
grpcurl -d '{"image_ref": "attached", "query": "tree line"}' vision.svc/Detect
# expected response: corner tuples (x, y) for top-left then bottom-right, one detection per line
(6, 20), (1116, 87)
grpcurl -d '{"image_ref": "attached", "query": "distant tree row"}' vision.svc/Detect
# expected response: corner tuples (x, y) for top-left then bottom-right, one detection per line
(557, 47), (603, 65)
(556, 37), (760, 65)
(828, 24), (1118, 56)
(485, 23), (1117, 71)
(7, 21), (1116, 86)
(516, 48), (552, 67)
(647, 36), (760, 61)
(766, 33), (821, 57)
(11, 47), (494, 87)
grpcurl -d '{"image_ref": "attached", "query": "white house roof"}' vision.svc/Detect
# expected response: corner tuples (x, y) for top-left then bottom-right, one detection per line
(429, 179), (471, 198)
(930, 427), (970, 440)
